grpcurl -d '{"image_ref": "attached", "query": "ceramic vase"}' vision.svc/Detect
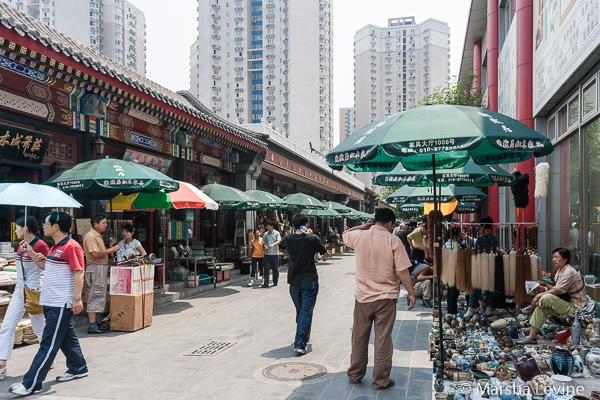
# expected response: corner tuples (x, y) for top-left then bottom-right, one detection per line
(572, 316), (582, 346)
(572, 355), (584, 374)
(581, 346), (591, 365)
(460, 358), (473, 372)
(540, 323), (557, 339)
(551, 348), (574, 376)
(586, 348), (600, 376)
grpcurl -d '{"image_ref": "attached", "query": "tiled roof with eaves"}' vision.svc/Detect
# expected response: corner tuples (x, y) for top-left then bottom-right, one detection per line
(0, 3), (268, 150)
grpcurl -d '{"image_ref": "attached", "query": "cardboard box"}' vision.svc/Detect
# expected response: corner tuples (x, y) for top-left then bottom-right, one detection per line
(110, 265), (155, 296)
(110, 292), (154, 332)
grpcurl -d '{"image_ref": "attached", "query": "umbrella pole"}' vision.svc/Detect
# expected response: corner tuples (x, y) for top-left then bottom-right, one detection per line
(432, 154), (444, 377)
(162, 209), (166, 296)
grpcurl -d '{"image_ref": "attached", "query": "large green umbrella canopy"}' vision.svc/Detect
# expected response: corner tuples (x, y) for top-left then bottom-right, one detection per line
(326, 104), (554, 172)
(199, 183), (262, 210)
(455, 202), (478, 214)
(324, 201), (354, 214)
(43, 158), (179, 200)
(300, 208), (341, 218)
(386, 185), (487, 205)
(246, 190), (288, 210)
(373, 159), (515, 187)
(283, 193), (327, 210)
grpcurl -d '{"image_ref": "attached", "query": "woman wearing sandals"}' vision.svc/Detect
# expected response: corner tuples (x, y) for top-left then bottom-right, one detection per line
(0, 216), (48, 379)
(248, 229), (264, 287)
(517, 247), (586, 344)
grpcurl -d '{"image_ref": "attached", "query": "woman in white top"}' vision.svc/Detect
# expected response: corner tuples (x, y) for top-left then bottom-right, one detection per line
(0, 216), (48, 379)
(116, 224), (146, 261)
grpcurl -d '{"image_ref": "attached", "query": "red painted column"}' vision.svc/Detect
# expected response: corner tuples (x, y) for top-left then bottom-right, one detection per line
(516, 0), (536, 223)
(473, 39), (482, 87)
(487, 0), (500, 223)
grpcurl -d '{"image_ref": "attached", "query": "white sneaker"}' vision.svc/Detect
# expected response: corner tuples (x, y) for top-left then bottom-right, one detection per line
(247, 281), (254, 287)
(8, 383), (40, 395)
(56, 371), (88, 382)
(0, 365), (6, 380)
(521, 306), (533, 315)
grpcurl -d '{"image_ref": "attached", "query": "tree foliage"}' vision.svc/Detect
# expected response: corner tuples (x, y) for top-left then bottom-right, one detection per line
(419, 71), (486, 108)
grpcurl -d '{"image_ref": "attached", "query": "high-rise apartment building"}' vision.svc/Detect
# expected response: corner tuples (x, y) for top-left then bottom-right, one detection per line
(190, 0), (334, 153)
(339, 107), (355, 144)
(1, 0), (146, 75)
(354, 16), (450, 130)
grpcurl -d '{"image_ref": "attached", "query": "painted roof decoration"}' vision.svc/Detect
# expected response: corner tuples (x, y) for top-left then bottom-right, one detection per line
(0, 3), (267, 152)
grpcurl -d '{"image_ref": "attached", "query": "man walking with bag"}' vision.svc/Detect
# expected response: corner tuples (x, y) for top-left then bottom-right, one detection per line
(343, 208), (415, 390)
(284, 213), (329, 355)
(10, 211), (88, 395)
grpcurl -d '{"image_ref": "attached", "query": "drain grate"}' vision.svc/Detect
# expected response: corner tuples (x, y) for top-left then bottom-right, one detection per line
(262, 362), (328, 382)
(183, 340), (238, 357)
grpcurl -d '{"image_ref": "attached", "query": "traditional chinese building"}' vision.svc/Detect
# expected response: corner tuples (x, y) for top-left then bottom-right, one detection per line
(0, 4), (268, 253)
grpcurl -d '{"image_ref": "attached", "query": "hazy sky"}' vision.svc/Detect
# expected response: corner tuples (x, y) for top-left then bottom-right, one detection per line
(143, 0), (472, 145)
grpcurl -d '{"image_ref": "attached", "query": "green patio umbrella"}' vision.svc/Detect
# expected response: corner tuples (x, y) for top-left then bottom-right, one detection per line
(373, 159), (515, 187)
(326, 104), (554, 172)
(199, 183), (262, 210)
(386, 185), (487, 205)
(245, 190), (288, 210)
(324, 201), (354, 214)
(43, 158), (179, 200)
(455, 202), (478, 214)
(283, 193), (328, 210)
(400, 204), (424, 214)
(300, 208), (341, 218)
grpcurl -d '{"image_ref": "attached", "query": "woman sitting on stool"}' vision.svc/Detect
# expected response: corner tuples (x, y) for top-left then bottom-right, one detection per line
(517, 247), (586, 344)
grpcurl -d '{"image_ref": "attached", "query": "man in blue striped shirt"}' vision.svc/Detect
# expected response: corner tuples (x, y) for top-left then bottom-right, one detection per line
(9, 212), (88, 396)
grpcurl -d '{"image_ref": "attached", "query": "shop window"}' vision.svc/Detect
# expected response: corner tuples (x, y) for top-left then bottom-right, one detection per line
(262, 179), (269, 191)
(586, 118), (600, 278)
(45, 140), (73, 162)
(547, 115), (556, 141)
(583, 79), (597, 119)
(557, 106), (568, 138)
(549, 132), (580, 268)
(568, 95), (579, 128)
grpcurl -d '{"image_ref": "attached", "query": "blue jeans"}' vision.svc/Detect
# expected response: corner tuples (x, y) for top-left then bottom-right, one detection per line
(289, 280), (319, 350)
(22, 305), (87, 393)
(250, 257), (264, 279)
(263, 255), (279, 285)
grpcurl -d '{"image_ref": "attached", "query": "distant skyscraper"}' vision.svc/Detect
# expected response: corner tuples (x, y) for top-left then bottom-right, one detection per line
(339, 107), (355, 143)
(353, 16), (450, 131)
(190, 0), (334, 154)
(1, 0), (146, 75)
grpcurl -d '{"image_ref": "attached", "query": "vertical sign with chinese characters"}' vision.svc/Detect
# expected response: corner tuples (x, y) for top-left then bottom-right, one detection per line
(498, 13), (517, 119)
(0, 123), (51, 163)
(533, 0), (600, 115)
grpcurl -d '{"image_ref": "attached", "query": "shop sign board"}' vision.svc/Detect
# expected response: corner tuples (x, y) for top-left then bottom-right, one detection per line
(533, 0), (600, 115)
(0, 123), (51, 163)
(498, 13), (517, 119)
(123, 148), (172, 175)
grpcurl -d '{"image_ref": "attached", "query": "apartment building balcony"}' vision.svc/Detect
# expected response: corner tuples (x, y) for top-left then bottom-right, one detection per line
(212, 34), (220, 39)
(267, 13), (275, 18)
(371, 105), (377, 109)
(409, 90), (415, 94)
(212, 24), (220, 29)
(212, 74), (221, 79)
(385, 77), (392, 82)
(424, 50), (429, 55)
(371, 84), (376, 89)
(235, 98), (244, 102)
(235, 16), (243, 22)
(212, 54), (221, 59)
(235, 66), (244, 71)
(283, 81), (289, 87)
(213, 65), (221, 69)
(212, 96), (221, 101)
(371, 62), (376, 67)
(267, 74), (276, 78)
(266, 23), (275, 29)
(283, 48), (288, 55)
(235, 77), (244, 81)
(211, 14), (220, 19)
(211, 86), (221, 91)
(266, 2), (275, 8)
(267, 43), (276, 49)
(267, 106), (275, 110)
(235, 6), (243, 11)
(235, 26), (244, 32)
(235, 37), (244, 42)
(266, 34), (275, 39)
(267, 95), (275, 100)
(213, 106), (221, 111)
(370, 76), (376, 81)
(386, 105), (391, 110)
(385, 55), (391, 60)
(211, 3), (220, 9)
(283, 69), (288, 75)
(235, 56), (244, 62)
(283, 122), (289, 127)
(235, 46), (244, 51)
(371, 54), (376, 59)
(385, 63), (391, 67)
(284, 112), (289, 118)
(235, 107), (244, 112)
(385, 84), (391, 89)
(267, 116), (275, 121)
(283, 91), (289, 96)
(283, 101), (289, 107)
(235, 88), (244, 92)
(409, 83), (415, 87)
(266, 85), (275, 90)
(266, 54), (275, 59)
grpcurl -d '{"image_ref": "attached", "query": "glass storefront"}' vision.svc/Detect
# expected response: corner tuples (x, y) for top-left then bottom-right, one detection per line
(586, 118), (600, 277)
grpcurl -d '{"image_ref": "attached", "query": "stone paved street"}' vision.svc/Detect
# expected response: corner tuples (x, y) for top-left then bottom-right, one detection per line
(0, 253), (433, 400)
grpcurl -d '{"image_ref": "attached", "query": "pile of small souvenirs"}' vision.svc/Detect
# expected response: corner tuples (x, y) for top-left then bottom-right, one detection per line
(431, 310), (600, 400)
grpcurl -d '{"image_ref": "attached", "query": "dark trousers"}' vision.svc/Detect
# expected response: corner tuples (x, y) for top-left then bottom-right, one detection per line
(347, 298), (397, 390)
(22, 305), (87, 392)
(289, 280), (319, 350)
(447, 286), (460, 315)
(250, 257), (264, 279)
(263, 255), (279, 285)
(410, 248), (425, 262)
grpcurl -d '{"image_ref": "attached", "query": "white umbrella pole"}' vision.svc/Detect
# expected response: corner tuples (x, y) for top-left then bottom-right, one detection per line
(162, 209), (166, 296)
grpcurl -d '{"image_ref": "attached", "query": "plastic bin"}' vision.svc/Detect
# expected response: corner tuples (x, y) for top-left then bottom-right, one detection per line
(199, 274), (212, 285)
(167, 269), (189, 281)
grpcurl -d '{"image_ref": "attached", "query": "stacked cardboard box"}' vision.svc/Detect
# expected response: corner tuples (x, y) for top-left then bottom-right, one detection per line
(109, 264), (155, 332)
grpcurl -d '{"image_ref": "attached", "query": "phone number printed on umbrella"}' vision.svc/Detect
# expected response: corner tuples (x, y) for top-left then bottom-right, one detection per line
(404, 145), (463, 154)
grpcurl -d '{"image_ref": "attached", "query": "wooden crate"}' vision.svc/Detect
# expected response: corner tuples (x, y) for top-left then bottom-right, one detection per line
(109, 292), (154, 332)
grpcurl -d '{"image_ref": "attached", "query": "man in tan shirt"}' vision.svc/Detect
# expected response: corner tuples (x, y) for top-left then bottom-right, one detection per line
(83, 215), (119, 334)
(343, 208), (415, 390)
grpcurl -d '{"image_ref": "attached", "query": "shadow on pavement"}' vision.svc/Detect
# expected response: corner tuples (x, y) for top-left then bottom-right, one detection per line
(197, 287), (241, 298)
(153, 301), (193, 316)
